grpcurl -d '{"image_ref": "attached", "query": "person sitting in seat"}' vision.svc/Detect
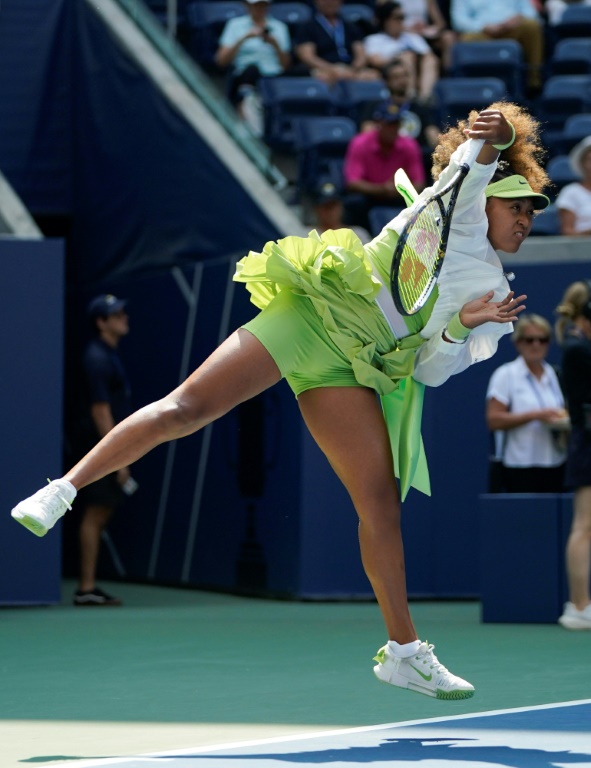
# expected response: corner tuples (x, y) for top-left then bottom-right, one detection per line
(294, 0), (380, 85)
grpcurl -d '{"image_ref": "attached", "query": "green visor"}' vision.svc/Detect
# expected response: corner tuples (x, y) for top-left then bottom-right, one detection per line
(485, 175), (550, 210)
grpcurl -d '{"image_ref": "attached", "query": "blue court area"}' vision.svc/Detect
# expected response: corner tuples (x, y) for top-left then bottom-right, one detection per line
(52, 701), (591, 768)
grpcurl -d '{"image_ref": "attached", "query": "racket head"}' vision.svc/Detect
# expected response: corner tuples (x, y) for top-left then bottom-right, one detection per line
(390, 197), (447, 316)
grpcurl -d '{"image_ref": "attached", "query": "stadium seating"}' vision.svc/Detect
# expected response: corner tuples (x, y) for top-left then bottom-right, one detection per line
(332, 80), (390, 126)
(340, 3), (376, 35)
(294, 116), (357, 193)
(530, 204), (560, 236)
(268, 2), (312, 37)
(537, 75), (591, 134)
(546, 154), (579, 196)
(553, 5), (591, 40)
(450, 40), (525, 101)
(259, 76), (335, 149)
(433, 77), (507, 126)
(551, 38), (591, 75)
(562, 113), (591, 153)
(368, 205), (404, 236)
(187, 1), (244, 68)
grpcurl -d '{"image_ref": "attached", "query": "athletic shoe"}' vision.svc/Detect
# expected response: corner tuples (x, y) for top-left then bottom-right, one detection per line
(74, 587), (122, 607)
(373, 641), (475, 700)
(558, 601), (591, 630)
(11, 479), (76, 537)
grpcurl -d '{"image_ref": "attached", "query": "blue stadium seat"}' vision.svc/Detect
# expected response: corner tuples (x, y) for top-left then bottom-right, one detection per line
(340, 4), (376, 34)
(553, 5), (591, 40)
(546, 154), (579, 196)
(551, 38), (591, 75)
(268, 3), (312, 36)
(259, 77), (335, 149)
(450, 41), (525, 101)
(332, 80), (390, 126)
(433, 77), (507, 126)
(368, 206), (404, 236)
(538, 75), (591, 132)
(186, 1), (244, 68)
(530, 204), (560, 236)
(294, 116), (357, 193)
(563, 113), (591, 153)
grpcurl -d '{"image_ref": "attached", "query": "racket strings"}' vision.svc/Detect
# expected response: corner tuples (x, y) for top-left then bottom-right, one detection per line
(396, 200), (445, 314)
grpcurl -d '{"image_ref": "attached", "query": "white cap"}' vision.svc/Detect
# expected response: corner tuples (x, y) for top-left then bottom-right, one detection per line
(569, 135), (591, 177)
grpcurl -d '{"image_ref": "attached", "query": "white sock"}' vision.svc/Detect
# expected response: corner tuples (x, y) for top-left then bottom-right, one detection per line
(387, 639), (421, 658)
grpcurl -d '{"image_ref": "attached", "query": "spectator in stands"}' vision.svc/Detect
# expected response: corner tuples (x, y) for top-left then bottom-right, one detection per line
(364, 2), (440, 102)
(215, 0), (291, 136)
(359, 59), (440, 176)
(556, 136), (591, 237)
(545, 0), (591, 25)
(486, 313), (568, 494)
(69, 295), (136, 606)
(396, 0), (457, 71)
(450, 0), (544, 94)
(310, 179), (372, 243)
(555, 280), (591, 630)
(343, 100), (426, 227)
(294, 0), (380, 85)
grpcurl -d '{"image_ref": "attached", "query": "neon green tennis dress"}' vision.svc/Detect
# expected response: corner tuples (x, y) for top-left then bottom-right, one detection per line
(233, 225), (436, 499)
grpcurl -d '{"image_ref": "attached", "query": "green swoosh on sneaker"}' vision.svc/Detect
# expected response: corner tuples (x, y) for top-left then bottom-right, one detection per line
(410, 664), (433, 682)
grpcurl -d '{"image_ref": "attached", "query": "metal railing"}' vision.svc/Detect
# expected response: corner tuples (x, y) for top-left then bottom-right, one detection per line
(115, 0), (288, 190)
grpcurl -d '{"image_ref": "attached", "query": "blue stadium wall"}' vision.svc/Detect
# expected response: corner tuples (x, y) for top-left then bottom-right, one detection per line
(1, 1), (588, 602)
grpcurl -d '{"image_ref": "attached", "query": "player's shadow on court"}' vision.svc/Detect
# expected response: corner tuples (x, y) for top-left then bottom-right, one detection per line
(190, 737), (591, 766)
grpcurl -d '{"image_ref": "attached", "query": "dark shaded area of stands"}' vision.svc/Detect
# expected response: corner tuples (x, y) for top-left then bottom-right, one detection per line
(0, 0), (281, 287)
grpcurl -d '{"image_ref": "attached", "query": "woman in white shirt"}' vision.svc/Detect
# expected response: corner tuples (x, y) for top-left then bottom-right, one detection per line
(486, 314), (568, 493)
(364, 1), (439, 101)
(556, 136), (591, 237)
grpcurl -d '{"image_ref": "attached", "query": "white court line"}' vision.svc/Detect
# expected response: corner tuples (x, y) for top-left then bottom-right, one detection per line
(49, 698), (591, 767)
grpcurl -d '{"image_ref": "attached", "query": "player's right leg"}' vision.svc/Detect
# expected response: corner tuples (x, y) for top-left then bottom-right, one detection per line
(11, 329), (281, 536)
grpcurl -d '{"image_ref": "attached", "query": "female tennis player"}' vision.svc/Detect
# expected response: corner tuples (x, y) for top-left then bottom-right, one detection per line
(12, 103), (550, 700)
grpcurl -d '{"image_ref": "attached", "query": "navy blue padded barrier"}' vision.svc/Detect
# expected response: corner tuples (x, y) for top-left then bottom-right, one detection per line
(479, 494), (572, 623)
(0, 239), (65, 605)
(75, 257), (591, 600)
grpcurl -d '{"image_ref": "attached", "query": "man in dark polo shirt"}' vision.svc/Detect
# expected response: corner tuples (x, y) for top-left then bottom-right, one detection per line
(294, 0), (380, 84)
(72, 294), (135, 606)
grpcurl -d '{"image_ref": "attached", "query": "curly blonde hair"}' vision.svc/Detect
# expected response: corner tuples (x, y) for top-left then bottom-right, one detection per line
(431, 102), (550, 192)
(554, 281), (591, 343)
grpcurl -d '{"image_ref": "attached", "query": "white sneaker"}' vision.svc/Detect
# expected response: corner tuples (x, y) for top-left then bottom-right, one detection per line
(558, 601), (591, 630)
(11, 479), (77, 537)
(373, 641), (475, 700)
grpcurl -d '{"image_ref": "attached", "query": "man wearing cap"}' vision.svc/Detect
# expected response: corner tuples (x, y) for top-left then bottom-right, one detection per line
(311, 180), (371, 243)
(70, 294), (134, 606)
(343, 100), (426, 227)
(556, 136), (591, 237)
(215, 0), (290, 134)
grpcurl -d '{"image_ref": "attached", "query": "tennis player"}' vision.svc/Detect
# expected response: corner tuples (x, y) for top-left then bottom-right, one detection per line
(11, 103), (550, 700)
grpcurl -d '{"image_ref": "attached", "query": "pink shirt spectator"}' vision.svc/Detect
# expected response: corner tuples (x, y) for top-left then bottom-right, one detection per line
(344, 130), (425, 187)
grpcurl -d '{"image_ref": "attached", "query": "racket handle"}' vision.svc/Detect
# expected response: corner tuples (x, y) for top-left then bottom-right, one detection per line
(461, 138), (486, 168)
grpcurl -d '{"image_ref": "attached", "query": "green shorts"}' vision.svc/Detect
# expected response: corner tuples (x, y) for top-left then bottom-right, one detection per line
(242, 289), (359, 396)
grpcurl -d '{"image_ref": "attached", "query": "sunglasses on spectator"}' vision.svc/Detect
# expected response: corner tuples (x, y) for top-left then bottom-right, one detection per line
(520, 336), (550, 344)
(390, 14), (405, 19)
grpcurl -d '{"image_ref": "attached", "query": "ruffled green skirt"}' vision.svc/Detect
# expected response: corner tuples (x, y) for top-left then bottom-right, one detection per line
(233, 228), (430, 499)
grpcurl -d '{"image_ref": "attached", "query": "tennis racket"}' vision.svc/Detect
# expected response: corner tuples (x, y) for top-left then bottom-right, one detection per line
(390, 138), (485, 316)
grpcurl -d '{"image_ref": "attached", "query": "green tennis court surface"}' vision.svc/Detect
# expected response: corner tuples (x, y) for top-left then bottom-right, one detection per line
(1, 583), (589, 767)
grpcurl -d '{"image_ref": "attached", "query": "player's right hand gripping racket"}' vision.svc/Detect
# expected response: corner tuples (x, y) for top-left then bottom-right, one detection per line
(390, 138), (485, 316)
